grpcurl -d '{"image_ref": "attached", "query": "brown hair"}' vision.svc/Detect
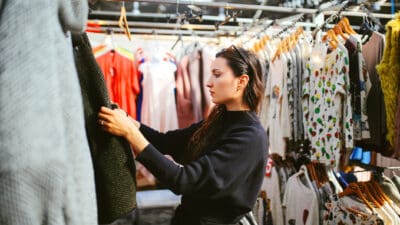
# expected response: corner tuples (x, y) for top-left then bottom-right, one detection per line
(183, 46), (265, 164)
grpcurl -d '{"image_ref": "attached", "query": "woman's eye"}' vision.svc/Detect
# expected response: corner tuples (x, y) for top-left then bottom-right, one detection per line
(214, 73), (221, 78)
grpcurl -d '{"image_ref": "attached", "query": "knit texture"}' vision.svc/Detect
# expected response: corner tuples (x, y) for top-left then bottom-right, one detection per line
(72, 32), (137, 224)
(376, 19), (400, 151)
(0, 1), (97, 225)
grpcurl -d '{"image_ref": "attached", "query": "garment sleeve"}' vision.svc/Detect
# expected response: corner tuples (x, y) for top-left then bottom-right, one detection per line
(58, 0), (88, 32)
(137, 126), (267, 196)
(281, 59), (291, 139)
(340, 53), (354, 149)
(302, 61), (311, 140)
(139, 121), (202, 158)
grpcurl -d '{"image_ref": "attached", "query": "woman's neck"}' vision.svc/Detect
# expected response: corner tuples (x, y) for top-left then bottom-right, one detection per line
(225, 102), (250, 111)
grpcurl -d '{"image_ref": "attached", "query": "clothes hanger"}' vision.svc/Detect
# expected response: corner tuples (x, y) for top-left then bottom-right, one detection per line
(359, 16), (374, 44)
(297, 164), (314, 188)
(368, 181), (400, 215)
(339, 17), (357, 35)
(339, 183), (375, 211)
(322, 29), (339, 49)
(333, 24), (349, 40)
(118, 2), (132, 41)
(357, 182), (383, 208)
(306, 163), (320, 187)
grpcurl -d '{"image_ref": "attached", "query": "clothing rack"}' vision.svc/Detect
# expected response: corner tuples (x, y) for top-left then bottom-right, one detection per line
(105, 0), (318, 15)
(272, 14), (304, 39)
(312, 0), (352, 36)
(88, 0), (396, 40)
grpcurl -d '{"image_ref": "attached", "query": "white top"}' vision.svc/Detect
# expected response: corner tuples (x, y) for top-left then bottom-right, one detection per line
(139, 57), (178, 132)
(264, 55), (290, 157)
(261, 160), (284, 225)
(283, 172), (319, 225)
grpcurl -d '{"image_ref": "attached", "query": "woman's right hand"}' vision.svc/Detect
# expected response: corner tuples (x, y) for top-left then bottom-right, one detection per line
(98, 106), (149, 155)
(98, 107), (133, 137)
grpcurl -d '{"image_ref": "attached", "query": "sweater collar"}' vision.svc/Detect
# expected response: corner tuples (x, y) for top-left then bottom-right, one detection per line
(224, 110), (258, 122)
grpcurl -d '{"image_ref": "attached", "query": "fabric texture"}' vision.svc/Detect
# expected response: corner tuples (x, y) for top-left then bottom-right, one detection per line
(376, 19), (400, 152)
(362, 31), (387, 152)
(303, 43), (353, 166)
(0, 1), (97, 224)
(72, 32), (137, 224)
(137, 111), (268, 225)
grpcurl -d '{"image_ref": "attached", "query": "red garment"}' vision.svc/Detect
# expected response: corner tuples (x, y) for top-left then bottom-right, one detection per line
(95, 50), (140, 118)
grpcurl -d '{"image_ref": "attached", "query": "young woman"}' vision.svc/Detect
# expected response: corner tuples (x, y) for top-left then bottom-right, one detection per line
(98, 46), (268, 225)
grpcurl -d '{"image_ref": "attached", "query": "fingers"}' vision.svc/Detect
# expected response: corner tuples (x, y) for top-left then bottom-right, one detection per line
(98, 112), (111, 122)
(100, 106), (128, 117)
(100, 106), (114, 114)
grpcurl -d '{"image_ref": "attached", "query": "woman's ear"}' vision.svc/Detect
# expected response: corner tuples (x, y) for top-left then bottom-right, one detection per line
(239, 74), (250, 88)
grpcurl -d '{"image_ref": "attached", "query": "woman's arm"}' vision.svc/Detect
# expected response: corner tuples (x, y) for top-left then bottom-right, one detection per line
(99, 106), (201, 159)
(136, 126), (268, 198)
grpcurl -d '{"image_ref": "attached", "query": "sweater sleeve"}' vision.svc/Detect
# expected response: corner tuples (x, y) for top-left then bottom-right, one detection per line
(139, 121), (202, 158)
(136, 125), (267, 197)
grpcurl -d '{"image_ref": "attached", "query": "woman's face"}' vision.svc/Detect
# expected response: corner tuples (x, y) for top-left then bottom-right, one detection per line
(207, 57), (242, 106)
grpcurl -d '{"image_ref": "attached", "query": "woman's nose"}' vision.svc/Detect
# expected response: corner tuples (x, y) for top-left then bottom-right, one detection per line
(206, 77), (213, 88)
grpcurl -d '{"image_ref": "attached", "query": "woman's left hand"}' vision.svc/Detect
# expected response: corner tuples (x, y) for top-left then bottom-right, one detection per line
(98, 106), (149, 155)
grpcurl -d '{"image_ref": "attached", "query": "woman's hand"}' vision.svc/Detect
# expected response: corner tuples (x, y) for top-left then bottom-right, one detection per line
(98, 106), (149, 155)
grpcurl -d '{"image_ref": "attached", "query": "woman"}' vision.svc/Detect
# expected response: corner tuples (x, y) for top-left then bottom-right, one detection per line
(98, 46), (268, 225)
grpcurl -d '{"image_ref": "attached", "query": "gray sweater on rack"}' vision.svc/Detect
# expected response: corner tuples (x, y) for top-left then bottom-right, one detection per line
(0, 1), (97, 225)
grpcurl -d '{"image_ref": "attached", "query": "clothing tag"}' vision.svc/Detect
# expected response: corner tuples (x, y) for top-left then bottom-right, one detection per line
(265, 157), (274, 177)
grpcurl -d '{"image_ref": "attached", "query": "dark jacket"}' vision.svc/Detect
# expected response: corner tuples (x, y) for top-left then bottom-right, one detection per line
(72, 32), (137, 224)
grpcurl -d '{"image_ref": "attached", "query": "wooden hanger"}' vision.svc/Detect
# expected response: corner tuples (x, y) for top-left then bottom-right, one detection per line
(322, 29), (339, 49)
(333, 24), (349, 40)
(271, 42), (283, 62)
(357, 182), (382, 208)
(306, 163), (320, 187)
(339, 17), (357, 35)
(119, 3), (132, 41)
(370, 181), (393, 204)
(339, 183), (375, 211)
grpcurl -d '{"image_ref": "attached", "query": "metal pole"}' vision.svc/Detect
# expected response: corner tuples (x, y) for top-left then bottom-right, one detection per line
(102, 0), (318, 14)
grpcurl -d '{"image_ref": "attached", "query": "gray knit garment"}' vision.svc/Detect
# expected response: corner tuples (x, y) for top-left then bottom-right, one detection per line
(0, 1), (97, 225)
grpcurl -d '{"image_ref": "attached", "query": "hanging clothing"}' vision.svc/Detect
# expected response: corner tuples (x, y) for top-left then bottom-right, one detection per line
(139, 56), (179, 132)
(283, 172), (319, 225)
(72, 32), (137, 224)
(261, 159), (284, 225)
(362, 31), (387, 153)
(303, 42), (353, 166)
(95, 47), (140, 118)
(188, 48), (215, 122)
(376, 18), (400, 152)
(322, 194), (384, 225)
(176, 55), (196, 128)
(264, 55), (290, 157)
(0, 1), (97, 225)
(345, 36), (371, 141)
(381, 175), (400, 206)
